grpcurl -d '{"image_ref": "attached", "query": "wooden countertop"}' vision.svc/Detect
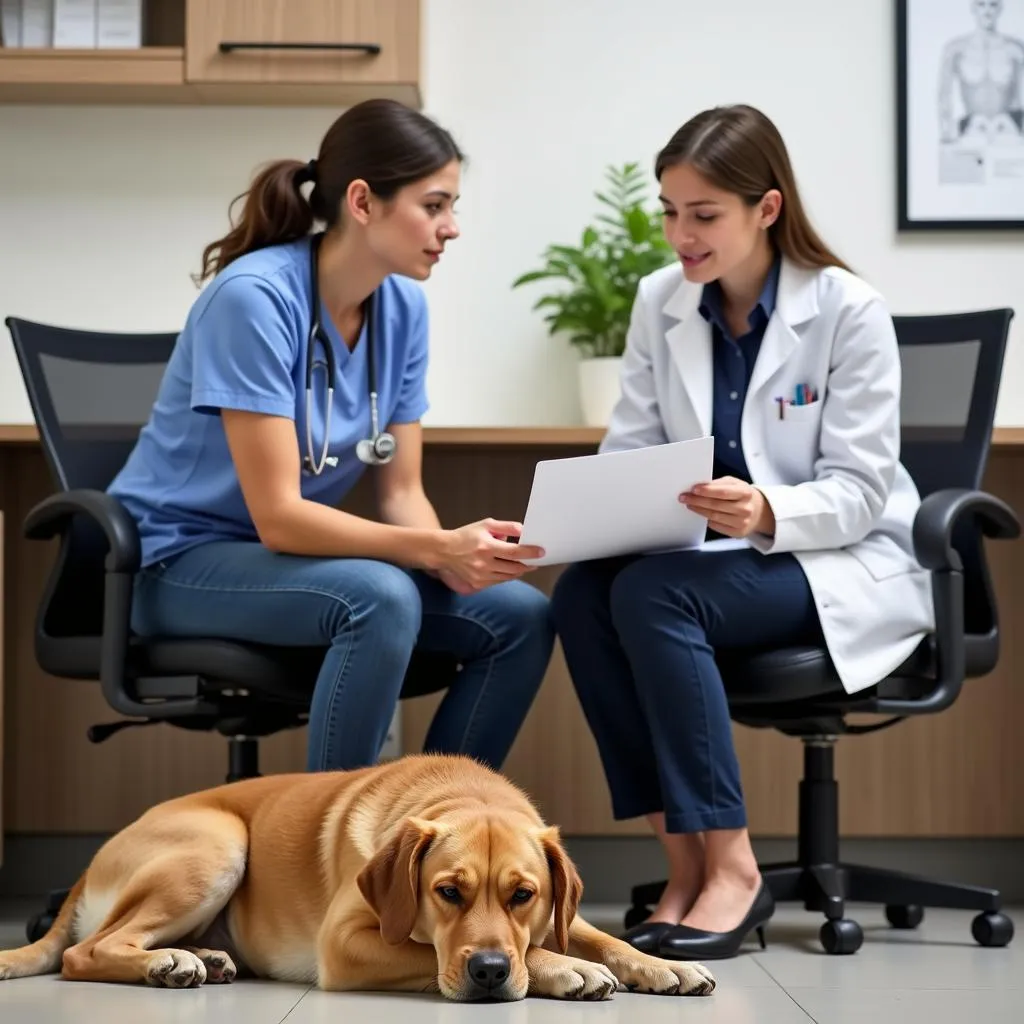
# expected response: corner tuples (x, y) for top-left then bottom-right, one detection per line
(0, 424), (608, 445)
(2, 423), (1024, 446)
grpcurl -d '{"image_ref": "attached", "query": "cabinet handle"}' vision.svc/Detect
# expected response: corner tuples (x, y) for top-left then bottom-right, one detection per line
(218, 41), (382, 55)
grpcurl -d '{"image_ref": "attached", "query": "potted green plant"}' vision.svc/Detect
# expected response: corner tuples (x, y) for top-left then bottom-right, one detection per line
(512, 162), (676, 426)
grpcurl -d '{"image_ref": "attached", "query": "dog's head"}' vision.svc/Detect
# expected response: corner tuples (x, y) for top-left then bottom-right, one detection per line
(356, 810), (583, 1001)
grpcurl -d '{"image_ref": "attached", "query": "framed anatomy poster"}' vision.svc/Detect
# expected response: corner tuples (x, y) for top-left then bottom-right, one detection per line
(897, 0), (1024, 229)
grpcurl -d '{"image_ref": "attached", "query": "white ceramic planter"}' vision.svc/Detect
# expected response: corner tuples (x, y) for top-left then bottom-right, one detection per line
(578, 356), (623, 427)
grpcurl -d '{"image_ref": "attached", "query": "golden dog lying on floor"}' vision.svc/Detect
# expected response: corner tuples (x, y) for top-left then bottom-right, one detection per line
(0, 753), (715, 1001)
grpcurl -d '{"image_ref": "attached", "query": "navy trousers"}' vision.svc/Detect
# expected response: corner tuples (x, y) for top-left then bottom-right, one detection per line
(551, 548), (823, 833)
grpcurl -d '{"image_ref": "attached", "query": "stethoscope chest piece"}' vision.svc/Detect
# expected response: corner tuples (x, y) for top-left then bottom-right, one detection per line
(356, 431), (397, 465)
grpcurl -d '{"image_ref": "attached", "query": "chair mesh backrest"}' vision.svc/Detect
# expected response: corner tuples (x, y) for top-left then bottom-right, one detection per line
(894, 308), (1013, 636)
(895, 309), (1012, 497)
(6, 318), (177, 492)
(6, 317), (177, 640)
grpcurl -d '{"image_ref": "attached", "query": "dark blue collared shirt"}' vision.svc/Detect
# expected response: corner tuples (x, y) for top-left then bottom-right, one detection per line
(698, 258), (781, 483)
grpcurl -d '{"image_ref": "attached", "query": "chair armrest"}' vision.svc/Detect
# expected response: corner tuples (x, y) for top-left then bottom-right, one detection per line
(23, 488), (141, 573)
(22, 489), (213, 721)
(872, 488), (1020, 717)
(913, 488), (1020, 572)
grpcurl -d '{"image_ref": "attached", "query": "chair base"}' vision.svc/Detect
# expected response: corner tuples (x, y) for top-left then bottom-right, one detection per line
(625, 740), (1015, 955)
(627, 863), (1014, 955)
(25, 735), (262, 944)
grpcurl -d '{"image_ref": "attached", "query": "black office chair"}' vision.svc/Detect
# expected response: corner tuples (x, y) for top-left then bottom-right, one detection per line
(625, 308), (1019, 955)
(6, 316), (459, 940)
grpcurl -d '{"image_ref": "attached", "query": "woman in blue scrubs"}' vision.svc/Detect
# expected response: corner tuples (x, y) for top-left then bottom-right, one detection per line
(108, 99), (554, 774)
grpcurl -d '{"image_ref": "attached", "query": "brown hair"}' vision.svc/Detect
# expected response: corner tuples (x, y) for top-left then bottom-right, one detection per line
(655, 104), (851, 273)
(196, 98), (464, 283)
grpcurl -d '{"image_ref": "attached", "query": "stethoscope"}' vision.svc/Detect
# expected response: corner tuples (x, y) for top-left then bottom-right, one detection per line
(303, 231), (397, 475)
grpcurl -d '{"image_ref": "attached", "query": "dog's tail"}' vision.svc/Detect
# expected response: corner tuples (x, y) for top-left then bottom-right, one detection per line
(0, 874), (86, 980)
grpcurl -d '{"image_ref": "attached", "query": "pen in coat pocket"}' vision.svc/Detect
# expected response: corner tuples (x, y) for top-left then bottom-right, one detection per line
(775, 385), (817, 416)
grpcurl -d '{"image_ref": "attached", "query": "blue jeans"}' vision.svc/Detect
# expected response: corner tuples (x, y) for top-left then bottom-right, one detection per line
(130, 542), (555, 772)
(551, 548), (822, 833)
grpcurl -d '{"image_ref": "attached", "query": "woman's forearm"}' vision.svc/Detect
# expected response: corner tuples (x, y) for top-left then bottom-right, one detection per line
(259, 497), (447, 569)
(377, 485), (443, 532)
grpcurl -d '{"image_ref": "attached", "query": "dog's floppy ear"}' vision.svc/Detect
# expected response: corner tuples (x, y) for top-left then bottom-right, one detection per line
(357, 816), (439, 945)
(537, 825), (583, 953)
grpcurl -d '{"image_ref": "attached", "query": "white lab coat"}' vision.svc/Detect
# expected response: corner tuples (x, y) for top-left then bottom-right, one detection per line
(600, 258), (935, 694)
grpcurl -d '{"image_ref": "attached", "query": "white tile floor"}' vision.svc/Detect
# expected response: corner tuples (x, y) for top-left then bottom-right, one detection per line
(0, 901), (1018, 1023)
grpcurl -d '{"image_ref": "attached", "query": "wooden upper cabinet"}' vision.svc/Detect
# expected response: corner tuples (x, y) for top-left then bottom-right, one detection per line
(185, 0), (419, 87)
(0, 0), (421, 106)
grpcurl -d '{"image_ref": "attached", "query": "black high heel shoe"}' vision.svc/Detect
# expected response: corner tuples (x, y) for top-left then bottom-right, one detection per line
(658, 880), (775, 960)
(620, 920), (677, 955)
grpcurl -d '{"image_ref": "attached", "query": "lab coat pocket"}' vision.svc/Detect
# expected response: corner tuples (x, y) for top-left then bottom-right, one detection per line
(780, 399), (822, 422)
(847, 541), (918, 582)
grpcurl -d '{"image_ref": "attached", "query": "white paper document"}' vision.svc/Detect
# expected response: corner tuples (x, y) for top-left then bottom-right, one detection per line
(518, 436), (715, 566)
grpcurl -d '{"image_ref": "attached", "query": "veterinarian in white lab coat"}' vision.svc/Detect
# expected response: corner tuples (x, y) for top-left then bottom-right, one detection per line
(550, 104), (934, 963)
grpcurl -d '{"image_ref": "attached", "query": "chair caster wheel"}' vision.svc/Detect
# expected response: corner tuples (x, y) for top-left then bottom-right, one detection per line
(885, 904), (924, 929)
(25, 887), (70, 944)
(624, 905), (651, 930)
(972, 911), (1014, 947)
(26, 912), (55, 944)
(820, 918), (863, 955)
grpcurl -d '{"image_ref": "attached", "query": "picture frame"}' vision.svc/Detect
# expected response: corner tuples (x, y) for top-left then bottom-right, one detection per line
(896, 0), (1024, 230)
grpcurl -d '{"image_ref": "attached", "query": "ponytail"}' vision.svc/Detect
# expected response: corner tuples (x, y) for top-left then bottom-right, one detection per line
(195, 158), (316, 284)
(194, 99), (463, 286)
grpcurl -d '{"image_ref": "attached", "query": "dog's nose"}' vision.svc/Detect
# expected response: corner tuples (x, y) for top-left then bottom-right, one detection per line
(466, 950), (510, 992)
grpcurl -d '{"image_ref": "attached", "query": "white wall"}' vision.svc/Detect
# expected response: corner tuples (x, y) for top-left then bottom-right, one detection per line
(1, 0), (1023, 426)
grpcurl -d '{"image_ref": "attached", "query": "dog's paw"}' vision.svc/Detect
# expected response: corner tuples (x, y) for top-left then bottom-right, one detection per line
(184, 948), (237, 984)
(0, 948), (54, 981)
(529, 954), (620, 1001)
(145, 949), (208, 988)
(606, 951), (715, 996)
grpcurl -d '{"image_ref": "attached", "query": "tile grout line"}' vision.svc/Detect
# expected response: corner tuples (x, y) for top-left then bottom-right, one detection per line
(751, 954), (820, 1023)
(277, 983), (316, 1023)
(750, 952), (789, 990)
(780, 987), (822, 1023)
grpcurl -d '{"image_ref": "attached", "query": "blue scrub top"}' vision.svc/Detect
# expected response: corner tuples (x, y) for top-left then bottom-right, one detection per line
(108, 236), (430, 568)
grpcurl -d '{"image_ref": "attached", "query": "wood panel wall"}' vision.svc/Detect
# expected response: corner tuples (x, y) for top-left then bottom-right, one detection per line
(2, 441), (1022, 839)
(0, 509), (4, 863)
